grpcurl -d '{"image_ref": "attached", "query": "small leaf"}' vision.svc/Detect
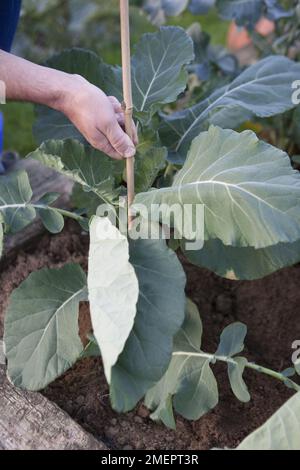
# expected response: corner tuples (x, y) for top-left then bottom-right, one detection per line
(282, 367), (296, 378)
(174, 358), (218, 420)
(80, 335), (101, 359)
(37, 192), (60, 205)
(216, 0), (263, 26)
(4, 264), (87, 391)
(88, 216), (139, 383)
(0, 171), (36, 233)
(227, 357), (250, 403)
(237, 392), (300, 450)
(216, 323), (247, 357)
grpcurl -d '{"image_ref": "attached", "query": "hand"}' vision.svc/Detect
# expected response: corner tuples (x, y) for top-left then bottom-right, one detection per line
(59, 75), (138, 160)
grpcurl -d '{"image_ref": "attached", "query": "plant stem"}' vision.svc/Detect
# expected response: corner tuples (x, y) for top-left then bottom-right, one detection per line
(33, 205), (86, 223)
(173, 351), (300, 392)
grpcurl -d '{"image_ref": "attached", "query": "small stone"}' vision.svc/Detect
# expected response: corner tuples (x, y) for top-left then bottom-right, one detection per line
(123, 445), (133, 450)
(137, 405), (149, 418)
(111, 418), (117, 426)
(134, 416), (143, 424)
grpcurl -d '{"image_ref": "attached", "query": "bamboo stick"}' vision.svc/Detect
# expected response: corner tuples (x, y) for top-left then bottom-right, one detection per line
(120, 0), (135, 229)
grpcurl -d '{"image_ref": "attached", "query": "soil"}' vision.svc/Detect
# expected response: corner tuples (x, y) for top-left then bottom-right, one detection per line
(0, 220), (299, 450)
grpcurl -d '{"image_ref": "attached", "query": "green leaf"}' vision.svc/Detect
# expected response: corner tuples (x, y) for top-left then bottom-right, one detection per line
(145, 299), (218, 427)
(237, 392), (300, 450)
(131, 26), (194, 116)
(0, 171), (36, 233)
(33, 48), (119, 143)
(227, 357), (250, 403)
(88, 216), (139, 383)
(216, 323), (247, 357)
(160, 56), (300, 163)
(80, 335), (101, 359)
(4, 264), (87, 391)
(36, 207), (64, 234)
(136, 126), (300, 249)
(110, 223), (186, 412)
(174, 357), (218, 421)
(182, 238), (300, 280)
(216, 0), (263, 26)
(28, 139), (118, 204)
(33, 29), (193, 142)
(135, 128), (167, 193)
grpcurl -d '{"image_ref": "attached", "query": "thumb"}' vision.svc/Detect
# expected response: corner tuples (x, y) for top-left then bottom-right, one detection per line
(106, 120), (136, 158)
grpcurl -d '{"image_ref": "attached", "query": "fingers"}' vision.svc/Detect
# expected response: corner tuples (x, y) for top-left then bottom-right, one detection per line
(109, 96), (139, 146)
(104, 115), (136, 158)
(87, 129), (124, 160)
(108, 96), (123, 113)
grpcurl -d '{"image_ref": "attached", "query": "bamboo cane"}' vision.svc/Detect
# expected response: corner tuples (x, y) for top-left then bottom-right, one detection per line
(120, 0), (135, 229)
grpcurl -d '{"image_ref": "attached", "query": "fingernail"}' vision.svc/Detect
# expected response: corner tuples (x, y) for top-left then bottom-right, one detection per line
(124, 147), (136, 158)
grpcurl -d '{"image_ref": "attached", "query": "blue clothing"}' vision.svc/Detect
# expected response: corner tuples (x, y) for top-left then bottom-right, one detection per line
(0, 0), (22, 52)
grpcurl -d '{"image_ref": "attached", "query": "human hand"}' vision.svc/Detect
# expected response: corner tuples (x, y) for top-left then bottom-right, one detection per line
(59, 75), (138, 160)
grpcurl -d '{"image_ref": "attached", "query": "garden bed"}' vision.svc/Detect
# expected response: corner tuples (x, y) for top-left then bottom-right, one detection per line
(0, 220), (299, 450)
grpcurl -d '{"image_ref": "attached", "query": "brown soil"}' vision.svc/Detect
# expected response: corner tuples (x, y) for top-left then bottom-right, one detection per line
(0, 220), (299, 450)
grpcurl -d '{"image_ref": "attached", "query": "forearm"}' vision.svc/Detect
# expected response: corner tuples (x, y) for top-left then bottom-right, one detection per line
(0, 49), (75, 110)
(0, 50), (136, 159)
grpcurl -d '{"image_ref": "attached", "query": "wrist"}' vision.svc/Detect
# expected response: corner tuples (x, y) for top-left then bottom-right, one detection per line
(50, 72), (88, 116)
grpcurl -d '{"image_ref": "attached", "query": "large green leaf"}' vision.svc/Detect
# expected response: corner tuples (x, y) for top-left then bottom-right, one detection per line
(28, 139), (118, 204)
(237, 392), (300, 450)
(160, 56), (300, 163)
(130, 26), (194, 116)
(182, 238), (300, 280)
(0, 171), (36, 233)
(4, 264), (87, 391)
(145, 299), (218, 428)
(33, 48), (118, 143)
(135, 126), (300, 249)
(110, 223), (186, 412)
(88, 216), (139, 382)
(33, 28), (193, 142)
